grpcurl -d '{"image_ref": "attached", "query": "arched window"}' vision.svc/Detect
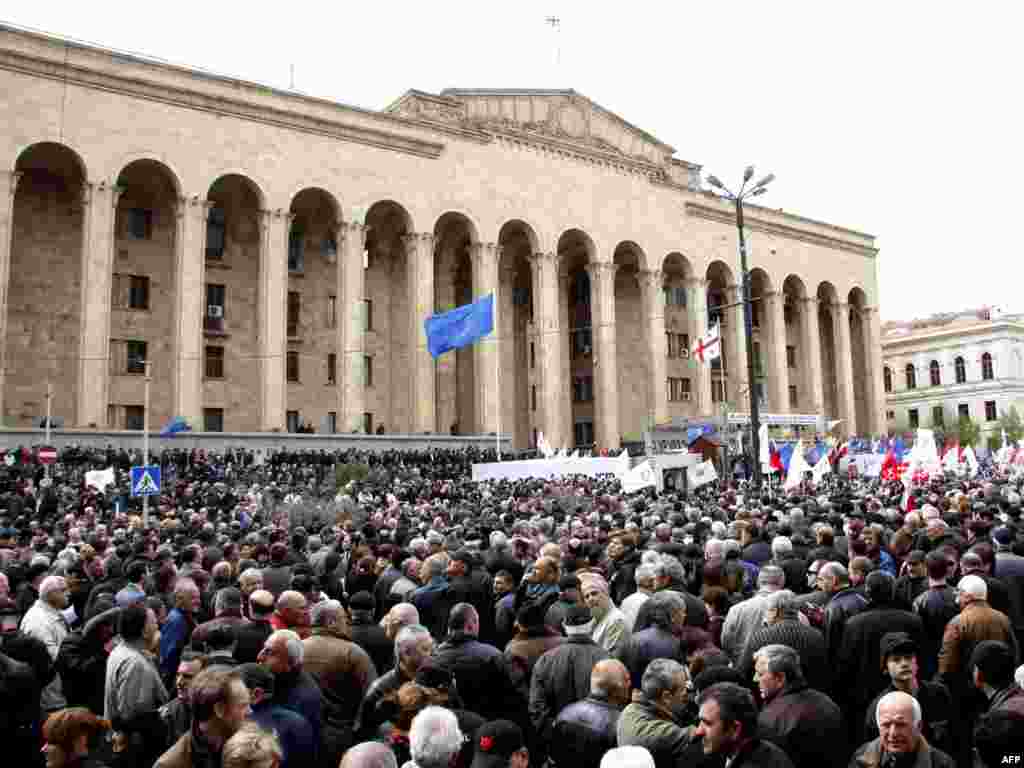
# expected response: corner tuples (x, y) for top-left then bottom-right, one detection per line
(929, 360), (941, 387)
(982, 352), (994, 381)
(884, 366), (892, 393)
(905, 363), (917, 390)
(955, 356), (966, 384)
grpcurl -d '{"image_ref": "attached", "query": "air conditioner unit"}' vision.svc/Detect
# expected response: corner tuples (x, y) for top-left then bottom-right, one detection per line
(207, 305), (224, 319)
(680, 349), (690, 359)
(682, 392), (692, 402)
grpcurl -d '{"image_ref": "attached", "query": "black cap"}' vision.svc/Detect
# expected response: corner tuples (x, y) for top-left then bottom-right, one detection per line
(563, 605), (593, 627)
(471, 720), (526, 768)
(970, 641), (1016, 687)
(349, 591), (375, 611)
(879, 632), (917, 662)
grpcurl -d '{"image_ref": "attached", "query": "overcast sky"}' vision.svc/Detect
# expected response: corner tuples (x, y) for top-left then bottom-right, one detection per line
(6, 2), (1021, 321)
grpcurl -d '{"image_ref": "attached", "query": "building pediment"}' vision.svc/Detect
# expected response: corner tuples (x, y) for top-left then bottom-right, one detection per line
(385, 88), (689, 175)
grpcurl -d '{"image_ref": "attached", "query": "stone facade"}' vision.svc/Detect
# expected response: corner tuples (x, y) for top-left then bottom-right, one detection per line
(0, 25), (882, 448)
(882, 309), (1024, 441)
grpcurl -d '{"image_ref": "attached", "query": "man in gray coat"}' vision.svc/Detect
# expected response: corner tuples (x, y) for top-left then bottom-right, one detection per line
(105, 601), (169, 722)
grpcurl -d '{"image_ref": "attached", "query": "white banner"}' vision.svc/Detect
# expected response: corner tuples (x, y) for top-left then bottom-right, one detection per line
(853, 454), (886, 477)
(688, 460), (719, 488)
(471, 456), (629, 482)
(622, 460), (657, 493)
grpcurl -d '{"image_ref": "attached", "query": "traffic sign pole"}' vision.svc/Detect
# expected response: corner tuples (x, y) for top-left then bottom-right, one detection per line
(143, 362), (151, 527)
(44, 381), (52, 479)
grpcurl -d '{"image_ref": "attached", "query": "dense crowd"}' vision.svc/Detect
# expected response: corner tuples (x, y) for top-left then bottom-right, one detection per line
(1, 444), (1023, 768)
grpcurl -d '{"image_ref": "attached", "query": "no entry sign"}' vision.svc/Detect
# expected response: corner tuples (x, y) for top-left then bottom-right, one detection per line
(38, 446), (57, 465)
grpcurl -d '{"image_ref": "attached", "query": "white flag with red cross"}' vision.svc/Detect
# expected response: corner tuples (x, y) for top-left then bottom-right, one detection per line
(691, 323), (722, 364)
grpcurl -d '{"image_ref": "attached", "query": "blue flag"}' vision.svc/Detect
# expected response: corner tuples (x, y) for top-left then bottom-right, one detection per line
(779, 443), (795, 472)
(424, 294), (494, 358)
(160, 417), (192, 437)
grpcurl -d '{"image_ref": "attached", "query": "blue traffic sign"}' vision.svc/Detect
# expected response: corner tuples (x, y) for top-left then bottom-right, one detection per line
(130, 465), (161, 497)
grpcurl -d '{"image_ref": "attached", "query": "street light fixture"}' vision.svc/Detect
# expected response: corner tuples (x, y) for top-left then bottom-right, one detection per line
(705, 166), (775, 490)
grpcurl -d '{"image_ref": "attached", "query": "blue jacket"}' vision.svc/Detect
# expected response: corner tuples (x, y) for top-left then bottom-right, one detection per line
(251, 703), (315, 768)
(273, 668), (323, 750)
(158, 609), (193, 681)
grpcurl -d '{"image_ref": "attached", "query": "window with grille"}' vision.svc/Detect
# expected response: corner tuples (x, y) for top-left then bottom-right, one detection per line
(363, 412), (373, 434)
(930, 360), (941, 387)
(679, 334), (689, 355)
(955, 357), (966, 384)
(884, 366), (892, 393)
(667, 377), (691, 402)
(206, 284), (226, 333)
(908, 408), (919, 428)
(571, 329), (592, 358)
(787, 346), (797, 369)
(127, 208), (152, 240)
(789, 385), (798, 408)
(287, 351), (299, 382)
(112, 274), (151, 310)
(286, 410), (300, 433)
(985, 400), (997, 421)
(288, 226), (304, 272)
(204, 346), (224, 379)
(572, 273), (591, 304)
(982, 352), (994, 381)
(666, 333), (677, 358)
(287, 292), (301, 337)
(905, 364), (917, 390)
(712, 379), (726, 403)
(126, 340), (147, 374)
(124, 405), (145, 430)
(958, 403), (969, 420)
(574, 420), (594, 447)
(327, 353), (337, 385)
(572, 376), (593, 403)
(932, 405), (944, 427)
(206, 207), (226, 259)
(364, 355), (373, 388)
(327, 412), (337, 434)
(204, 408), (224, 433)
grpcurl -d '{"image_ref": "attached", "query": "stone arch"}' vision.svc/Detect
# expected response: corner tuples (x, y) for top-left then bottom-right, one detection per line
(111, 152), (183, 197)
(205, 170), (269, 211)
(613, 240), (648, 273)
(558, 229), (598, 448)
(662, 252), (694, 280)
(498, 220), (540, 449)
(6, 142), (89, 426)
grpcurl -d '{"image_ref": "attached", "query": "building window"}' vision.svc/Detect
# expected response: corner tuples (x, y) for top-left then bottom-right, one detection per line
(127, 208), (152, 240)
(530, 342), (535, 369)
(124, 405), (145, 431)
(982, 352), (994, 380)
(571, 329), (592, 358)
(112, 274), (151, 310)
(905, 363), (917, 390)
(574, 420), (594, 448)
(288, 226), (304, 272)
(784, 301), (796, 326)
(958, 403), (969, 420)
(712, 379), (726, 403)
(789, 385), (798, 408)
(786, 346), (796, 369)
(572, 272), (591, 305)
(126, 340), (147, 374)
(363, 412), (373, 434)
(908, 408), (919, 429)
(206, 207), (226, 260)
(929, 360), (941, 387)
(886, 410), (895, 420)
(664, 285), (687, 307)
(322, 236), (337, 261)
(286, 410), (300, 433)
(955, 356), (966, 384)
(204, 346), (224, 379)
(206, 284), (226, 333)
(287, 292), (301, 337)
(572, 376), (594, 403)
(363, 299), (374, 332)
(286, 351), (299, 382)
(204, 408), (224, 433)
(668, 377), (692, 402)
(884, 366), (892, 393)
(666, 333), (677, 358)
(327, 295), (337, 329)
(750, 299), (761, 329)
(327, 353), (336, 385)
(364, 355), (373, 388)
(327, 411), (337, 434)
(932, 405), (944, 427)
(531, 385), (537, 412)
(985, 400), (997, 421)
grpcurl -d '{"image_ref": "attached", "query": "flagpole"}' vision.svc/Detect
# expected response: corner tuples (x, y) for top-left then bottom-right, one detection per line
(494, 292), (501, 462)
(143, 361), (151, 528)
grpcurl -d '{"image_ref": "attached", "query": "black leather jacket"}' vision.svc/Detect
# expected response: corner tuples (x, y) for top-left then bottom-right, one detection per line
(551, 694), (623, 768)
(822, 586), (867, 660)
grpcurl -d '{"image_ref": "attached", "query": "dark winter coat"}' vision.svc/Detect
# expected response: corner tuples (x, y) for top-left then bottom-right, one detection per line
(349, 615), (392, 676)
(432, 631), (507, 719)
(849, 737), (955, 768)
(911, 585), (958, 680)
(836, 602), (923, 713)
(529, 635), (609, 742)
(757, 681), (845, 768)
(609, 550), (642, 606)
(823, 586), (868, 661)
(551, 694), (623, 768)
(728, 739), (797, 768)
(863, 681), (952, 755)
(617, 626), (684, 692)
(737, 620), (830, 696)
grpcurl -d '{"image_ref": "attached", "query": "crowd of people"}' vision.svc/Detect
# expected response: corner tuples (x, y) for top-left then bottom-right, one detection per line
(0, 443), (1023, 768)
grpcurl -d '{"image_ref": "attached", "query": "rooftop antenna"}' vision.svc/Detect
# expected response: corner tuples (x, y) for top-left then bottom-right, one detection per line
(289, 63), (295, 90)
(545, 16), (561, 70)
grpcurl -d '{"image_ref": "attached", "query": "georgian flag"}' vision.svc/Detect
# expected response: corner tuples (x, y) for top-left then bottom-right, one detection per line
(691, 323), (722, 364)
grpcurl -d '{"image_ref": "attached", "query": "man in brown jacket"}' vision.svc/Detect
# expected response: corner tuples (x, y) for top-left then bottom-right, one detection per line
(302, 599), (378, 768)
(155, 668), (251, 768)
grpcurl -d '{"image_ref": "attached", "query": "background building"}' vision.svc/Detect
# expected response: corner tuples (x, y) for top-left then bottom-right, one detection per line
(0, 24), (883, 448)
(882, 307), (1024, 443)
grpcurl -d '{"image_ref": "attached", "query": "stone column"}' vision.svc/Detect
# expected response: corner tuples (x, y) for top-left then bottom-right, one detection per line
(832, 300), (857, 436)
(0, 171), (22, 423)
(339, 221), (367, 433)
(404, 233), (435, 434)
(529, 251), (566, 449)
(559, 270), (573, 447)
(173, 196), (211, 428)
(863, 306), (885, 435)
(765, 291), (790, 413)
(689, 277), (713, 416)
(639, 269), (668, 428)
(471, 242), (500, 435)
(258, 208), (290, 431)
(727, 284), (750, 409)
(77, 181), (123, 427)
(588, 262), (620, 451)
(801, 297), (824, 417)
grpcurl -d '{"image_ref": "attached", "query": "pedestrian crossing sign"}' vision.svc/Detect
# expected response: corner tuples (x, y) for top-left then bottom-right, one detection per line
(130, 465), (161, 497)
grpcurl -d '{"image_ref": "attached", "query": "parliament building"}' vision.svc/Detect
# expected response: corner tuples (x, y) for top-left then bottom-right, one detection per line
(0, 24), (884, 450)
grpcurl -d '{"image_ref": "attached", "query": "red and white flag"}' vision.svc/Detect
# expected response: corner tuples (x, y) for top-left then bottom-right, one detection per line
(691, 323), (722, 364)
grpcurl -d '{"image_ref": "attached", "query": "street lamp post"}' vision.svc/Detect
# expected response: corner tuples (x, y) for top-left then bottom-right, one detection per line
(705, 167), (775, 491)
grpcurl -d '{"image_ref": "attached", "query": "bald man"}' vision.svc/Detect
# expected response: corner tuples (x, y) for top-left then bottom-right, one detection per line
(236, 589), (276, 663)
(271, 590), (310, 638)
(938, 575), (1018, 693)
(852, 691), (955, 768)
(433, 603), (505, 718)
(341, 742), (397, 768)
(20, 575), (70, 711)
(551, 659), (631, 768)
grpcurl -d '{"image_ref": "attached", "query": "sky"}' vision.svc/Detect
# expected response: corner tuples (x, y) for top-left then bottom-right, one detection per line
(5, 2), (1022, 322)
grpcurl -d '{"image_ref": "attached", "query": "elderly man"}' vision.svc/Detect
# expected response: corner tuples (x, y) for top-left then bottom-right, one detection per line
(259, 628), (322, 747)
(819, 562), (868, 662)
(515, 555), (561, 618)
(433, 602), (506, 718)
(938, 575), (1019, 693)
(578, 573), (628, 655)
(850, 691), (955, 768)
(412, 554), (451, 639)
(356, 624), (434, 740)
(737, 590), (829, 695)
(160, 578), (201, 683)
(105, 601), (168, 719)
(238, 568), (264, 619)
(237, 662), (315, 768)
(235, 589), (275, 664)
(340, 742), (398, 768)
(382, 602), (420, 648)
(303, 599), (377, 766)
(271, 590), (310, 638)
(616, 658), (694, 768)
(721, 565), (786, 661)
(694, 682), (794, 768)
(551, 659), (631, 768)
(620, 563), (657, 633)
(20, 574), (70, 712)
(407, 706), (464, 768)
(754, 644), (844, 768)
(192, 587), (248, 647)
(617, 591), (693, 694)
